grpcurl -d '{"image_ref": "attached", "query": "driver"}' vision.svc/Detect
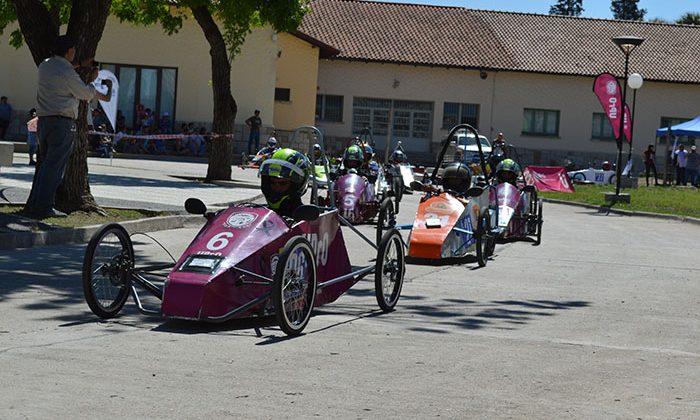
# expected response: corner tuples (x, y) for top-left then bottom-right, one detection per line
(257, 136), (279, 156)
(309, 143), (327, 166)
(360, 143), (380, 183)
(390, 150), (406, 164)
(341, 144), (364, 173)
(259, 148), (310, 218)
(441, 162), (472, 195)
(494, 158), (521, 186)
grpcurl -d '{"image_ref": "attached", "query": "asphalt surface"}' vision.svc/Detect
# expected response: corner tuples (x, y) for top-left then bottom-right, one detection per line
(0, 176), (698, 418)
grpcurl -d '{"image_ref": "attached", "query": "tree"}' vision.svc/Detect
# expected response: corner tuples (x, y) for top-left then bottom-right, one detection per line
(611, 0), (646, 21)
(677, 12), (700, 25)
(0, 1), (308, 213)
(549, 0), (584, 17)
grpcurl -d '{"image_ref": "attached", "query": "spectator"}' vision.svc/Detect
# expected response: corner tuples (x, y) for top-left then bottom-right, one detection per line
(159, 112), (172, 134)
(674, 144), (688, 185)
(135, 103), (146, 132)
(246, 109), (262, 154)
(642, 144), (658, 186)
(24, 35), (110, 219)
(142, 108), (154, 132)
(187, 127), (206, 156)
(0, 96), (12, 140)
(686, 145), (700, 187)
(147, 128), (167, 155)
(26, 108), (38, 165)
(94, 124), (114, 158)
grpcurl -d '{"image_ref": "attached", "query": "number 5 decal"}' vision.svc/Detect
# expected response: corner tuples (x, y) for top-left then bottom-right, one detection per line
(207, 232), (234, 251)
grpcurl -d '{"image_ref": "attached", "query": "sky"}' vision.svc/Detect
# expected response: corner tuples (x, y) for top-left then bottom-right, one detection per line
(371, 0), (699, 22)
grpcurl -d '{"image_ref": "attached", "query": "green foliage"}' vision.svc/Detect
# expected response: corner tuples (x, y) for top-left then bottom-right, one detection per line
(0, 0), (16, 37)
(540, 184), (700, 218)
(549, 0), (584, 17)
(611, 0), (647, 21)
(676, 12), (700, 25)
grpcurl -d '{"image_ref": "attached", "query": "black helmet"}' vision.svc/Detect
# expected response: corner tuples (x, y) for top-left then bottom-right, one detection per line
(442, 162), (472, 193)
(390, 150), (405, 163)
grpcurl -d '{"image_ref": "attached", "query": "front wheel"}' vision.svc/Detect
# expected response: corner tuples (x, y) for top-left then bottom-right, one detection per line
(376, 198), (396, 245)
(475, 212), (490, 267)
(572, 172), (586, 182)
(375, 229), (405, 312)
(534, 201), (543, 246)
(391, 176), (404, 213)
(272, 237), (318, 336)
(82, 223), (134, 318)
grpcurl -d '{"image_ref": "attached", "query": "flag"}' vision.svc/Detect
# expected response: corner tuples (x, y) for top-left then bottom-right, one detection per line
(593, 73), (623, 142)
(94, 70), (119, 132)
(623, 104), (632, 144)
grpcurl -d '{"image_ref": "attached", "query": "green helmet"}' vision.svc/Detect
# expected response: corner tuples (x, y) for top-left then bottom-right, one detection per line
(495, 158), (521, 184)
(259, 148), (310, 209)
(343, 144), (364, 169)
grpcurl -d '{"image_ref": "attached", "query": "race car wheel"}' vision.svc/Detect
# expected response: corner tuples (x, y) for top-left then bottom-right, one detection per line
(475, 212), (491, 267)
(82, 223), (134, 319)
(273, 237), (318, 336)
(392, 176), (404, 213)
(572, 172), (586, 182)
(376, 198), (396, 245)
(375, 229), (405, 312)
(534, 201), (543, 246)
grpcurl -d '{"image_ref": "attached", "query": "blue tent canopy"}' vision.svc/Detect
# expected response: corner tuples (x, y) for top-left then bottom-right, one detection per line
(656, 115), (700, 137)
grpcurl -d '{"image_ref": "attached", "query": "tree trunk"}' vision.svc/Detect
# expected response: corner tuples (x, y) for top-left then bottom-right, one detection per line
(55, 0), (111, 213)
(192, 6), (237, 181)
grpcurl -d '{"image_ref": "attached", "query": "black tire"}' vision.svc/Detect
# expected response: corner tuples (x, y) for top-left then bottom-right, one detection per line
(475, 212), (490, 267)
(534, 201), (543, 246)
(376, 198), (396, 245)
(485, 210), (497, 258)
(392, 176), (404, 213)
(608, 175), (616, 186)
(375, 229), (405, 312)
(572, 172), (586, 182)
(272, 237), (317, 336)
(82, 223), (134, 319)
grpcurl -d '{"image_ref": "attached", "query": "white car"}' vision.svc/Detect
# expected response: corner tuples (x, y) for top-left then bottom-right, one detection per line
(451, 133), (492, 164)
(567, 168), (616, 185)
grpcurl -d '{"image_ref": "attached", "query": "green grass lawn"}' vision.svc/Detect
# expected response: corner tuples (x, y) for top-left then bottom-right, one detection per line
(0, 204), (167, 228)
(540, 184), (700, 219)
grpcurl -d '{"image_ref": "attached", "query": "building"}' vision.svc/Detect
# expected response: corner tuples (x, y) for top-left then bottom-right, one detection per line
(1, 0), (698, 166)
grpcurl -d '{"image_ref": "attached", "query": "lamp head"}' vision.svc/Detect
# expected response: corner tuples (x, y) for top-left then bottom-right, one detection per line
(628, 73), (643, 89)
(612, 36), (645, 55)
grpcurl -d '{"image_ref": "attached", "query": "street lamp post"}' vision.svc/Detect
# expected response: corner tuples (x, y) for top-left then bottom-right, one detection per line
(626, 72), (643, 177)
(611, 36), (644, 202)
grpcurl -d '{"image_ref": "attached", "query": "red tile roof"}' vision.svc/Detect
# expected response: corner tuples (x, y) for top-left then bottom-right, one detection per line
(298, 0), (700, 84)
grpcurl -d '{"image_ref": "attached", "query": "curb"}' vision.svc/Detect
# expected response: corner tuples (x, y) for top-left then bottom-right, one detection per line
(0, 214), (203, 250)
(0, 194), (264, 250)
(542, 198), (700, 226)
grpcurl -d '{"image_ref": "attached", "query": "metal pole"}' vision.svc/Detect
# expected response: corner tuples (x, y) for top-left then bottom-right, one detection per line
(627, 88), (637, 177)
(615, 53), (630, 196)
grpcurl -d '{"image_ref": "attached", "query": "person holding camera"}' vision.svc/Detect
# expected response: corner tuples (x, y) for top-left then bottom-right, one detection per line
(24, 35), (111, 219)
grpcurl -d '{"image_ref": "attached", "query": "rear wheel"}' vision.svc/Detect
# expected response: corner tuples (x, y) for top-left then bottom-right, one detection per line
(375, 229), (405, 312)
(376, 198), (396, 245)
(82, 223), (134, 318)
(475, 212), (490, 267)
(273, 237), (317, 336)
(392, 176), (404, 213)
(534, 201), (543, 246)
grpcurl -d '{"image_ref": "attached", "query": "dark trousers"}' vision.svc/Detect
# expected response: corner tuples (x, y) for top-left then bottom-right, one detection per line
(0, 118), (8, 140)
(25, 117), (75, 215)
(676, 167), (686, 185)
(248, 129), (260, 155)
(644, 161), (658, 186)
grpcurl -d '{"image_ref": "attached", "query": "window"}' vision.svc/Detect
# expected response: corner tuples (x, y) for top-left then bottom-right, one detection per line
(442, 102), (479, 129)
(522, 108), (559, 136)
(275, 88), (290, 102)
(101, 63), (177, 130)
(591, 113), (615, 140)
(315, 95), (343, 122)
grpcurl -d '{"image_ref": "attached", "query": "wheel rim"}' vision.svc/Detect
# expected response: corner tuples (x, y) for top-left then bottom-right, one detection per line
(380, 236), (401, 304)
(281, 245), (313, 329)
(90, 231), (132, 311)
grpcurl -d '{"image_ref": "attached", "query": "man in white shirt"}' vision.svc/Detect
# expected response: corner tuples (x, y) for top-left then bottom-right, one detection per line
(674, 144), (688, 186)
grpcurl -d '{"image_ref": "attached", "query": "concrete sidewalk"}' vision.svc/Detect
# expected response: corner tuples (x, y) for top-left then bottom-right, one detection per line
(0, 152), (262, 248)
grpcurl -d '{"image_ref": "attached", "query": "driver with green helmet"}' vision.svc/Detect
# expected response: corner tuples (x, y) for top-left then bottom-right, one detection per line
(341, 144), (365, 173)
(494, 158), (521, 186)
(259, 148), (310, 218)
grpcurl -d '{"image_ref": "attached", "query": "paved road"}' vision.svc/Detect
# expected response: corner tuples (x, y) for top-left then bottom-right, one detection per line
(1, 177), (699, 418)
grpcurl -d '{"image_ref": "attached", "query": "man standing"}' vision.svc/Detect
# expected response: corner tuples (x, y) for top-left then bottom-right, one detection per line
(0, 96), (12, 140)
(246, 109), (262, 155)
(674, 144), (688, 186)
(686, 145), (700, 187)
(23, 35), (109, 218)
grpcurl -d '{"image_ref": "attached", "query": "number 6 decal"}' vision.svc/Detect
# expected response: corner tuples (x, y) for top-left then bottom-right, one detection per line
(207, 232), (234, 251)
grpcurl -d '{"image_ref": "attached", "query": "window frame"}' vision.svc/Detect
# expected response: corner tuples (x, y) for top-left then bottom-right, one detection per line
(442, 102), (479, 129)
(591, 112), (616, 141)
(315, 94), (344, 122)
(522, 108), (560, 137)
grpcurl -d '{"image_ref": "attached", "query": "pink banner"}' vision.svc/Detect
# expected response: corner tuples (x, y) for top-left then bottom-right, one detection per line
(522, 166), (575, 193)
(593, 73), (624, 142)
